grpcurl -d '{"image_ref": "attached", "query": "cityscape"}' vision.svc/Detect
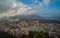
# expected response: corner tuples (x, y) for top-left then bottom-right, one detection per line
(0, 17), (60, 38)
(0, 0), (60, 38)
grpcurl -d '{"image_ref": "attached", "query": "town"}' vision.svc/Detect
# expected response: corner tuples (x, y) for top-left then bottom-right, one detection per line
(0, 18), (60, 38)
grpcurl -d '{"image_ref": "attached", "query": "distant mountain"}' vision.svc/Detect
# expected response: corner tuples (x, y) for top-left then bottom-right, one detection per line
(8, 15), (46, 20)
(0, 15), (60, 24)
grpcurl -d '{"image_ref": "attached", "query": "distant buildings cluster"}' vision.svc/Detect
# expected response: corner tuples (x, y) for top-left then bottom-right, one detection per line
(0, 19), (60, 37)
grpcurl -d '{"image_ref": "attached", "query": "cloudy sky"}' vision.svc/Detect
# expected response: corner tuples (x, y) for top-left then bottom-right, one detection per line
(0, 0), (60, 20)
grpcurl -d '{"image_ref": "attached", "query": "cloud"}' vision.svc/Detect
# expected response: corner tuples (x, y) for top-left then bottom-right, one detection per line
(42, 0), (51, 6)
(0, 1), (38, 17)
(0, 0), (52, 18)
(3, 7), (37, 17)
(32, 0), (51, 6)
(0, 0), (31, 17)
(34, 0), (38, 3)
(0, 0), (16, 12)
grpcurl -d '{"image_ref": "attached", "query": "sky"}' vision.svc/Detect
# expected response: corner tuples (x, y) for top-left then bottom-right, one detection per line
(0, 0), (60, 21)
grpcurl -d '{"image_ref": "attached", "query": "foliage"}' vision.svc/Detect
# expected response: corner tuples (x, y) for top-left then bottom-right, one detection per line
(18, 31), (56, 38)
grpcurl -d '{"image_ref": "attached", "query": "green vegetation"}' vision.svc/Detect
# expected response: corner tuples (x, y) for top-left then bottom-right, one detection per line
(0, 31), (59, 38)
(18, 31), (56, 38)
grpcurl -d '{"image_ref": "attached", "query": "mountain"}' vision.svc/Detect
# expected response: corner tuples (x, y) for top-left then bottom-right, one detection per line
(0, 15), (60, 24)
(8, 15), (46, 20)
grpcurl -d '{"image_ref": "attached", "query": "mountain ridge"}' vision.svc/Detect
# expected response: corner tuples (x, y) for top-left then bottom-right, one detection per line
(0, 15), (60, 24)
